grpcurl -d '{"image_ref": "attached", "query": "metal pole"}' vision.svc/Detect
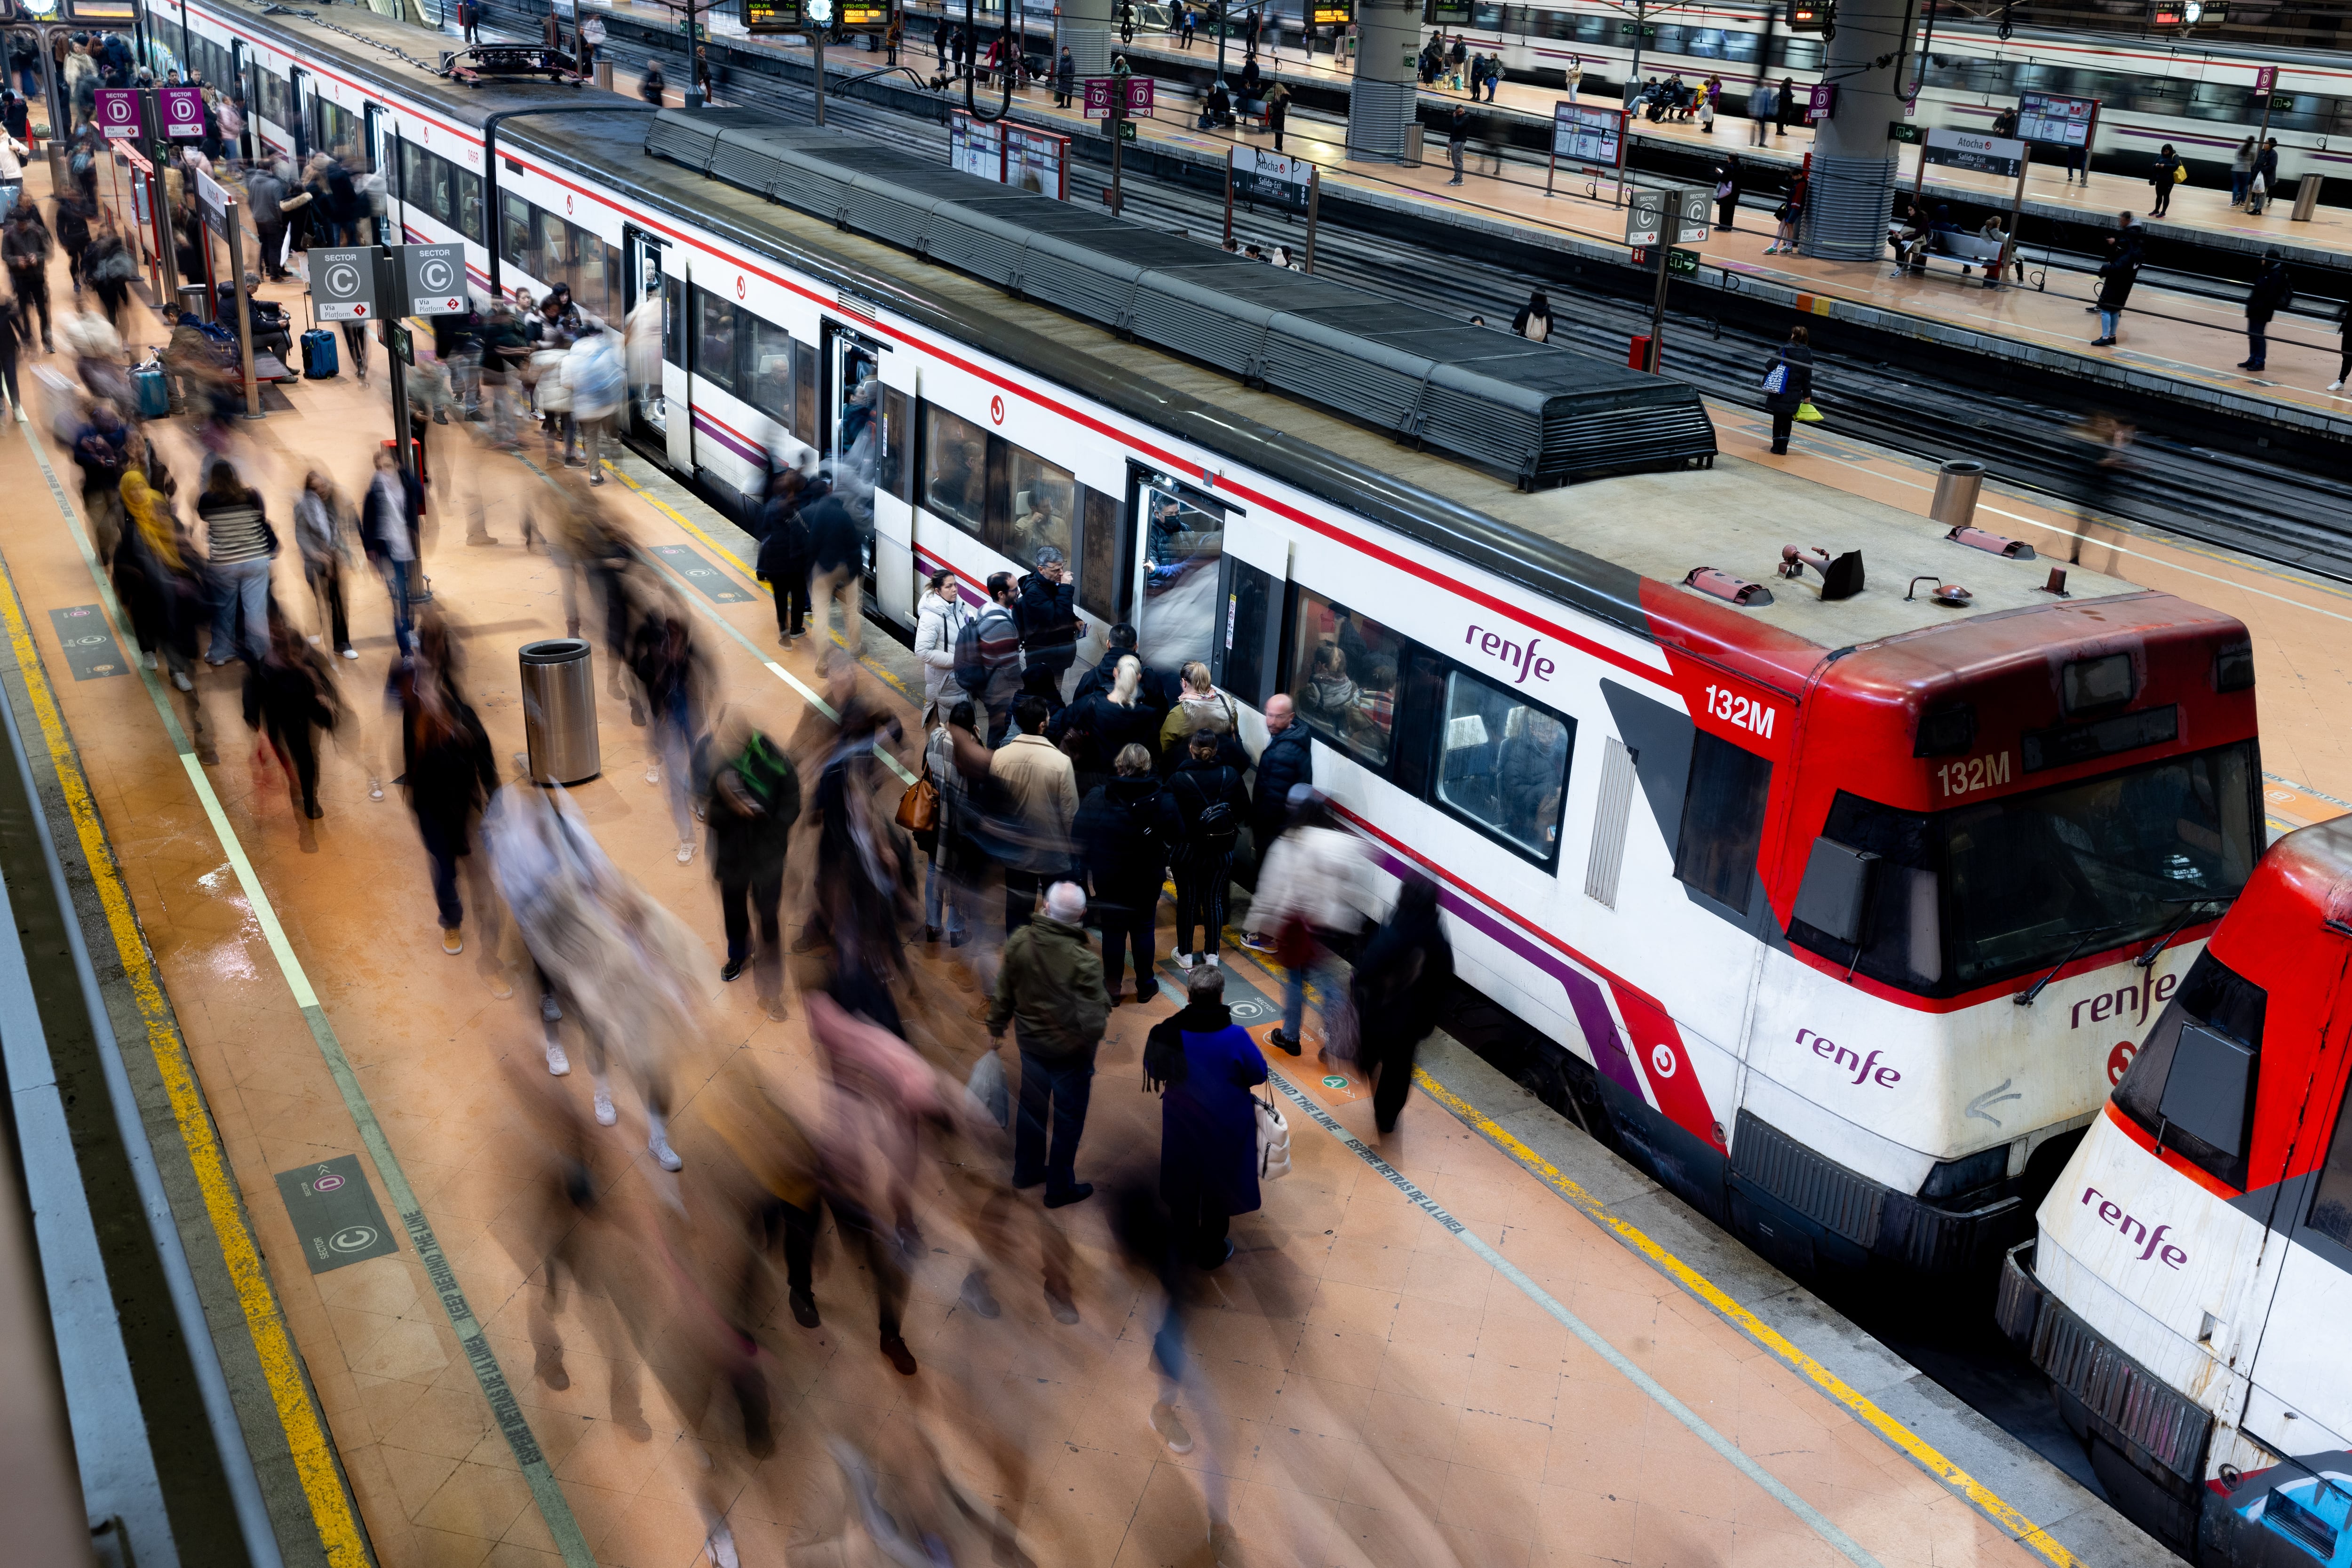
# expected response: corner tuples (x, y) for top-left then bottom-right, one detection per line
(815, 26), (826, 125)
(1999, 141), (2029, 287)
(1303, 163), (1319, 271)
(1109, 90), (1123, 211)
(378, 246), (414, 480)
(1223, 145), (1233, 243)
(226, 198), (260, 418)
(142, 83), (179, 314)
(1646, 202), (1675, 373)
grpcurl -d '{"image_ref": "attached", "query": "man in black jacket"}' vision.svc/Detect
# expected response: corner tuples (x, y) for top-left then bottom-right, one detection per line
(1241, 694), (1311, 951)
(1015, 545), (1079, 714)
(754, 467), (813, 644)
(1168, 729), (1248, 969)
(709, 726), (801, 1018)
(1076, 742), (1174, 1003)
(1069, 621), (1178, 718)
(2240, 248), (2293, 372)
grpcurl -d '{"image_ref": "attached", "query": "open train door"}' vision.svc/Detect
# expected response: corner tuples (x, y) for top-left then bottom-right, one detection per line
(1211, 509), (1287, 716)
(823, 318), (906, 628)
(362, 102), (389, 237)
(622, 224), (669, 442)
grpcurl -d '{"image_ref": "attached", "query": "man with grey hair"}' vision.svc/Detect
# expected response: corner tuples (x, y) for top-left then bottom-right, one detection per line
(987, 879), (1112, 1206)
(1015, 543), (1080, 717)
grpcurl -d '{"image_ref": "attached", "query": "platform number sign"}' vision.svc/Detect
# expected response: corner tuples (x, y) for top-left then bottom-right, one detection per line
(399, 242), (467, 316)
(94, 87), (141, 140)
(310, 246), (378, 323)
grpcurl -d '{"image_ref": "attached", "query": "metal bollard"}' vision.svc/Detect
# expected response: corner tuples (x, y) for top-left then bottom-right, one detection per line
(1930, 459), (1986, 531)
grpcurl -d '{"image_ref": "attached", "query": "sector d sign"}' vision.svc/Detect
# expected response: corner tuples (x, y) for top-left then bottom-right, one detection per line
(400, 242), (467, 315)
(159, 84), (207, 141)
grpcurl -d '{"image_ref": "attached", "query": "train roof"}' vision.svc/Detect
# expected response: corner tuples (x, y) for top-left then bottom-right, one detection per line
(199, 0), (2148, 661)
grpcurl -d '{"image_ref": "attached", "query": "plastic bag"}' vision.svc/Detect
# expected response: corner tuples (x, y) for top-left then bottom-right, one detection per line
(1794, 401), (1824, 424)
(966, 1051), (1009, 1129)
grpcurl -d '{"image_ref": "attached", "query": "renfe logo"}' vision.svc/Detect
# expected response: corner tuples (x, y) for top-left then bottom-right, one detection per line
(2073, 969), (2179, 1031)
(1796, 1028), (1901, 1089)
(2080, 1185), (2188, 1269)
(1464, 626), (1555, 686)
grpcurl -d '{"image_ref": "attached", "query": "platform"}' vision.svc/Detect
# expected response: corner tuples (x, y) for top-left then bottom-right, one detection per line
(11, 157), (2351, 1568)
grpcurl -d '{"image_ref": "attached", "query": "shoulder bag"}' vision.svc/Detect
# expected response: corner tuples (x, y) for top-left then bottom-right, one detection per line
(895, 752), (940, 839)
(1255, 1087), (1292, 1181)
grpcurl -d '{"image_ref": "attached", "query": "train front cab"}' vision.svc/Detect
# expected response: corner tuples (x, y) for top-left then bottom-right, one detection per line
(1995, 816), (2352, 1565)
(1700, 590), (2261, 1279)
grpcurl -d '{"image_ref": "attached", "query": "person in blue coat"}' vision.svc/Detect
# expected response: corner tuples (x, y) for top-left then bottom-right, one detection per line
(1143, 965), (1271, 1269)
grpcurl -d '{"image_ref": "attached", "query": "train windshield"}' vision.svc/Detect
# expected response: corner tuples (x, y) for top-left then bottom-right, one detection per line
(1790, 741), (2259, 997)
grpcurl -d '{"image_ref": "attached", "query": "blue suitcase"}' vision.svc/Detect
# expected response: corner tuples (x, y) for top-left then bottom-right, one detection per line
(301, 327), (338, 380)
(130, 364), (170, 420)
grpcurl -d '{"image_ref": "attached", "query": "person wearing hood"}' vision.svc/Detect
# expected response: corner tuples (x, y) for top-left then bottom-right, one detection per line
(1077, 741), (1175, 1004)
(1353, 872), (1453, 1134)
(1511, 289), (1552, 342)
(1143, 963), (1270, 1270)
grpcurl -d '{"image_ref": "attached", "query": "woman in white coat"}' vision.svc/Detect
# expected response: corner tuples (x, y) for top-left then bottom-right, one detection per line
(912, 567), (969, 722)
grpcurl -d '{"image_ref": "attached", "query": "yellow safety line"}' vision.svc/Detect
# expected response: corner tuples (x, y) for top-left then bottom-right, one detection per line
(0, 549), (369, 1566)
(1412, 1067), (2081, 1568)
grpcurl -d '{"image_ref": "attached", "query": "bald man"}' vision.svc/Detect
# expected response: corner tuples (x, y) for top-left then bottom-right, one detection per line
(1243, 695), (1313, 952)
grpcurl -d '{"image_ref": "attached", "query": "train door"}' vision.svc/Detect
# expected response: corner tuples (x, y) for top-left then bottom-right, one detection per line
(229, 40), (250, 157)
(288, 65), (310, 161)
(623, 226), (668, 438)
(825, 323), (902, 623)
(1211, 509), (1286, 713)
(666, 257), (693, 473)
(1128, 466), (1227, 680)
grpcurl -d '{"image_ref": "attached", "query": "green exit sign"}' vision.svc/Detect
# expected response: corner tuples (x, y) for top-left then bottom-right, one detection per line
(1119, 119), (1137, 140)
(1890, 120), (1922, 143)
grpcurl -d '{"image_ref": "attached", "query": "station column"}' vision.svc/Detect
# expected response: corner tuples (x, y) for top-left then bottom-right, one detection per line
(1345, 0), (1420, 161)
(1062, 0), (1117, 79)
(1802, 0), (1910, 259)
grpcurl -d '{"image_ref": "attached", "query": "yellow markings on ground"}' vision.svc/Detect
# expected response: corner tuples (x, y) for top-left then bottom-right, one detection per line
(1412, 1066), (2082, 1568)
(0, 539), (369, 1567)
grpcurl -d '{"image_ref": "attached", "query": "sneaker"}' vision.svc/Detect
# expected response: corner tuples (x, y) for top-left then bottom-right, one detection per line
(2332, 380), (2345, 392)
(721, 955), (747, 983)
(368, 780), (384, 801)
(1205, 954), (1220, 967)
(960, 1271), (1002, 1320)
(1150, 1401), (1195, 1455)
(789, 1289), (820, 1328)
(541, 993), (563, 1023)
(1240, 931), (1277, 954)
(340, 647), (358, 660)
(1043, 1183), (1094, 1210)
(307, 633), (322, 645)
(1135, 983), (1161, 1005)
(1267, 1029), (1303, 1056)
(675, 839), (694, 865)
(880, 1333), (919, 1376)
(545, 1041), (571, 1076)
(649, 1133), (683, 1172)
(1177, 952), (1198, 970)
(589, 474), (605, 487)
(1047, 1289), (1081, 1325)
(171, 670), (192, 692)
(11, 407), (22, 422)
(593, 1086), (617, 1126)
(442, 928), (463, 955)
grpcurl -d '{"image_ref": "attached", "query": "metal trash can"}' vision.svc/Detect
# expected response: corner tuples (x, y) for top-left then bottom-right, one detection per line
(2292, 172), (2324, 223)
(518, 638), (600, 786)
(594, 60), (615, 90)
(1930, 459), (1986, 529)
(1403, 123), (1424, 167)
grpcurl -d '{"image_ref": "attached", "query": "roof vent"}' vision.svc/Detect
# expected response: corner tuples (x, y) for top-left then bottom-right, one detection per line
(1906, 576), (1973, 607)
(1777, 546), (1864, 601)
(1685, 568), (1774, 607)
(440, 45), (582, 84)
(1946, 525), (2036, 560)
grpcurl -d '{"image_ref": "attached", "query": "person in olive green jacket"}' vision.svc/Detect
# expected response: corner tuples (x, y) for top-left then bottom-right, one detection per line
(987, 881), (1112, 1207)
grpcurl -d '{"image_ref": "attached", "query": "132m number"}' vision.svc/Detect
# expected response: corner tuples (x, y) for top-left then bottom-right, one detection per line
(1936, 753), (2013, 798)
(1702, 684), (1777, 740)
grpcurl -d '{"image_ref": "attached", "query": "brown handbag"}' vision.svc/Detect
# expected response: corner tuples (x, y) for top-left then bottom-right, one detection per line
(895, 755), (940, 837)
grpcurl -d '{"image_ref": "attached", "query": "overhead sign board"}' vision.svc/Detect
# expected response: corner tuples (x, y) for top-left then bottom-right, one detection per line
(1551, 102), (1622, 167)
(399, 242), (467, 315)
(159, 83), (207, 140)
(1626, 186), (1710, 246)
(2016, 91), (2098, 149)
(94, 87), (140, 140)
(1232, 145), (1312, 212)
(744, 0), (803, 32)
(1923, 127), (2026, 178)
(1082, 76), (1154, 118)
(2254, 64), (2278, 94)
(310, 245), (378, 323)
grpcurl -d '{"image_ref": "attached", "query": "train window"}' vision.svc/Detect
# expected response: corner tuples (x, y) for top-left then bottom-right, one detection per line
(2305, 1082), (2352, 1253)
(792, 340), (818, 448)
(879, 387), (909, 502)
(921, 404), (990, 537)
(745, 314), (795, 426)
(500, 192), (538, 276)
(454, 170), (485, 246)
(1673, 733), (1772, 912)
(430, 159), (456, 229)
(662, 275), (684, 369)
(1790, 791), (1944, 991)
(1434, 669), (1573, 865)
(2115, 948), (2268, 1189)
(1079, 485), (1122, 624)
(1004, 448), (1075, 574)
(1136, 474), (1223, 676)
(1289, 590), (1402, 769)
(693, 288), (739, 395)
(400, 141), (425, 216)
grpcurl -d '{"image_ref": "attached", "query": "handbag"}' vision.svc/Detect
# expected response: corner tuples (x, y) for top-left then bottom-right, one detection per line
(966, 1051), (1009, 1129)
(895, 754), (939, 837)
(1255, 1088), (1292, 1182)
(2173, 165), (2188, 183)
(1794, 401), (1824, 423)
(1761, 358), (1789, 395)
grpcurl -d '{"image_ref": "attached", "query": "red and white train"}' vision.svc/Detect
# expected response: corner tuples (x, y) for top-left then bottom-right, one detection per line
(148, 0), (2263, 1281)
(2002, 814), (2352, 1566)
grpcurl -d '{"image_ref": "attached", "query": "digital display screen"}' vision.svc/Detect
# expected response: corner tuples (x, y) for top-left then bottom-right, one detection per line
(838, 1), (889, 26)
(1311, 0), (1353, 22)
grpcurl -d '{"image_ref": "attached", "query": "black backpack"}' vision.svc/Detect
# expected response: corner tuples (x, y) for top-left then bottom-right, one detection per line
(1178, 770), (1239, 857)
(952, 613), (988, 696)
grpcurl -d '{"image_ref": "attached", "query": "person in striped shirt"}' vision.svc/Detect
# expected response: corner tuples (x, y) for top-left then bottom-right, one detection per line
(198, 460), (277, 665)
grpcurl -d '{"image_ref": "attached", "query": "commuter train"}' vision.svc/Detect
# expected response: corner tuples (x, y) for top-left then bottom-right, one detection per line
(151, 0), (2265, 1281)
(1999, 815), (2352, 1568)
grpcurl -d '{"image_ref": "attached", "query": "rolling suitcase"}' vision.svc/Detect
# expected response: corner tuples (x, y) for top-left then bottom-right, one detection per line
(131, 363), (170, 420)
(301, 327), (338, 379)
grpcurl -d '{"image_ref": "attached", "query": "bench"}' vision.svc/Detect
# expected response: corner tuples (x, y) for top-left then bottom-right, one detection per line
(1888, 227), (2015, 288)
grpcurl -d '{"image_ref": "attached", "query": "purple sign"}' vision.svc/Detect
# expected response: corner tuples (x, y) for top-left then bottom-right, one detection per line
(1807, 81), (1837, 120)
(1125, 77), (1153, 115)
(1081, 77), (1154, 119)
(95, 87), (141, 141)
(159, 84), (207, 142)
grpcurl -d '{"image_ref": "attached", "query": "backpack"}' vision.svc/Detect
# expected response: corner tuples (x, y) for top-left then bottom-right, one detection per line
(1178, 770), (1239, 857)
(952, 613), (989, 696)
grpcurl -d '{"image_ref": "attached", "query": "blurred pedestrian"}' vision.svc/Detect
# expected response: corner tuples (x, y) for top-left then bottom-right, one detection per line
(1144, 962), (1269, 1268)
(197, 458), (274, 663)
(1355, 872), (1452, 1133)
(1078, 740), (1172, 1004)
(397, 615), (501, 957)
(754, 464), (813, 645)
(990, 693), (1078, 931)
(242, 604), (341, 820)
(1240, 693), (1309, 951)
(803, 480), (866, 652)
(360, 446), (421, 654)
(808, 991), (939, 1374)
(564, 321), (625, 482)
(627, 605), (707, 864)
(922, 699), (985, 946)
(1167, 727), (1246, 969)
(294, 468), (357, 660)
(113, 470), (197, 692)
(707, 721), (800, 1017)
(987, 879), (1112, 1207)
(1257, 787), (1365, 1057)
(71, 398), (129, 564)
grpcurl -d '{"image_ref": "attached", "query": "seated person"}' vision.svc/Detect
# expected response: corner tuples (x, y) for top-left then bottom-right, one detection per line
(1204, 81), (1232, 127)
(218, 272), (295, 368)
(1498, 711), (1570, 850)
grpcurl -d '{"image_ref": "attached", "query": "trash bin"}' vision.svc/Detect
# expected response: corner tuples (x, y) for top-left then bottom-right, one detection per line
(594, 60), (615, 90)
(1628, 333), (1653, 370)
(2292, 172), (2324, 223)
(518, 638), (600, 786)
(1402, 123), (1423, 167)
(1930, 459), (1986, 529)
(176, 282), (212, 324)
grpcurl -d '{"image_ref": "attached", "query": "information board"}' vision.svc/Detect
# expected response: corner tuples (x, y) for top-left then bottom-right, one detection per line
(745, 0), (803, 32)
(1551, 101), (1622, 167)
(2016, 91), (2098, 149)
(1232, 145), (1312, 212)
(1922, 127), (2025, 179)
(948, 111), (1006, 180)
(1007, 126), (1069, 199)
